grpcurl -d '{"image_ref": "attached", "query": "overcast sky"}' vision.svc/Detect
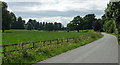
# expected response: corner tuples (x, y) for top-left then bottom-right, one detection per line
(2, 0), (110, 26)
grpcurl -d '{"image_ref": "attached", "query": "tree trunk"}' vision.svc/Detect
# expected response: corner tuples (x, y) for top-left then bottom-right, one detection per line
(2, 29), (5, 33)
(77, 30), (79, 32)
(67, 30), (69, 32)
(118, 28), (120, 41)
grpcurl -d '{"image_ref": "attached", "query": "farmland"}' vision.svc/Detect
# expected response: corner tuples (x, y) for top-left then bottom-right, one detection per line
(2, 30), (94, 45)
(1, 30), (103, 64)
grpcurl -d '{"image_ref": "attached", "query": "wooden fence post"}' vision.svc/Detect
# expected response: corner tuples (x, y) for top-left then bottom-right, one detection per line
(50, 40), (52, 43)
(43, 41), (46, 46)
(79, 37), (81, 41)
(3, 45), (6, 57)
(43, 41), (45, 44)
(61, 39), (63, 42)
(22, 43), (24, 49)
(33, 42), (35, 48)
(56, 39), (59, 44)
(67, 38), (68, 43)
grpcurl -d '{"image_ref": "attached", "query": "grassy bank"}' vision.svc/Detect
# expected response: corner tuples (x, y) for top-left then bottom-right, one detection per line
(107, 33), (120, 44)
(2, 30), (103, 65)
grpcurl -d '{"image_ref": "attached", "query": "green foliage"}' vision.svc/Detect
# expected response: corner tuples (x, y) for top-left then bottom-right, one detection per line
(16, 17), (25, 29)
(1, 1), (12, 32)
(101, 1), (120, 41)
(103, 20), (116, 33)
(26, 22), (33, 30)
(67, 16), (85, 32)
(26, 19), (63, 31)
(83, 14), (96, 29)
(1, 1), (25, 32)
(93, 19), (101, 31)
(26, 19), (39, 30)
(67, 14), (96, 32)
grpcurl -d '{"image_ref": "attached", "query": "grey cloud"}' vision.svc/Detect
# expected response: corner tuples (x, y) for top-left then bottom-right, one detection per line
(8, 2), (42, 7)
(14, 10), (104, 18)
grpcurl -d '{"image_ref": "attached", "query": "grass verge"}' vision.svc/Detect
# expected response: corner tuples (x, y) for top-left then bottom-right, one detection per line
(107, 33), (120, 44)
(2, 32), (103, 65)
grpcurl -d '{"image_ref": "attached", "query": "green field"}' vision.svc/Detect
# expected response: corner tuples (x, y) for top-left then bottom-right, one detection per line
(2, 30), (103, 64)
(2, 30), (94, 45)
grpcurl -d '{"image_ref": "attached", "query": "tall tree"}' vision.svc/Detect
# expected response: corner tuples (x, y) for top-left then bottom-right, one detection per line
(26, 22), (33, 30)
(10, 12), (17, 29)
(2, 1), (12, 32)
(67, 16), (85, 32)
(105, 1), (120, 41)
(17, 17), (25, 29)
(93, 19), (101, 31)
(54, 22), (59, 31)
(83, 14), (96, 29)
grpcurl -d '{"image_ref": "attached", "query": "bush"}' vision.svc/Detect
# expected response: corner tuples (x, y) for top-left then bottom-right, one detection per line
(103, 20), (116, 33)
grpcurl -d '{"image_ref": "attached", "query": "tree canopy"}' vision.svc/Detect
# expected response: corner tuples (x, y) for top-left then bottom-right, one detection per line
(101, 1), (120, 41)
(1, 1), (12, 32)
(67, 14), (96, 32)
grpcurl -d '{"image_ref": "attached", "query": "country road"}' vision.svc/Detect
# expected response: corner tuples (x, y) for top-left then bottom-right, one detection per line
(33, 33), (118, 64)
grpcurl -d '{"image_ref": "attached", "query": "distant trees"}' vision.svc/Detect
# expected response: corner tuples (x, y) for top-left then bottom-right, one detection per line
(1, 1), (25, 32)
(26, 22), (33, 30)
(25, 19), (63, 31)
(54, 22), (62, 31)
(1, 0), (63, 32)
(26, 19), (38, 30)
(11, 17), (25, 29)
(93, 19), (101, 31)
(67, 14), (96, 32)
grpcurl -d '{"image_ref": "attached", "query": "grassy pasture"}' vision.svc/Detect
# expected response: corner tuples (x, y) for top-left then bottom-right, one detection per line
(2, 30), (96, 52)
(2, 30), (94, 45)
(1, 30), (103, 64)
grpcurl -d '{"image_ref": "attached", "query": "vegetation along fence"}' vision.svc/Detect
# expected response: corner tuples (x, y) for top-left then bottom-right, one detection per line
(0, 36), (86, 57)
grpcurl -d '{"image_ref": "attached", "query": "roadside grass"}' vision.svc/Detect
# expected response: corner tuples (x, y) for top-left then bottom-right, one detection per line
(2, 31), (103, 65)
(107, 33), (120, 44)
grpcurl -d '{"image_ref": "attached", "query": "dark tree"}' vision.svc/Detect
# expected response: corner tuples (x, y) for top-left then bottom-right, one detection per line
(67, 16), (85, 32)
(26, 19), (40, 30)
(83, 14), (96, 29)
(17, 17), (25, 29)
(98, 1), (120, 44)
(26, 22), (33, 30)
(11, 12), (17, 29)
(2, 1), (12, 32)
(93, 19), (101, 31)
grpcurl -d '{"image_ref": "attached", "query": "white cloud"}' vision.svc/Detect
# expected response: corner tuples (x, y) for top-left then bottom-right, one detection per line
(7, 0), (109, 12)
(23, 17), (73, 27)
(5, 0), (110, 26)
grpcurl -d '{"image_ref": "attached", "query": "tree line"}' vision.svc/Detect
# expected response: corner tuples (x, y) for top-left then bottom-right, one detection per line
(67, 14), (96, 32)
(90, 1), (120, 41)
(1, 1), (64, 32)
(102, 1), (120, 41)
(67, 1), (120, 43)
(26, 19), (63, 31)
